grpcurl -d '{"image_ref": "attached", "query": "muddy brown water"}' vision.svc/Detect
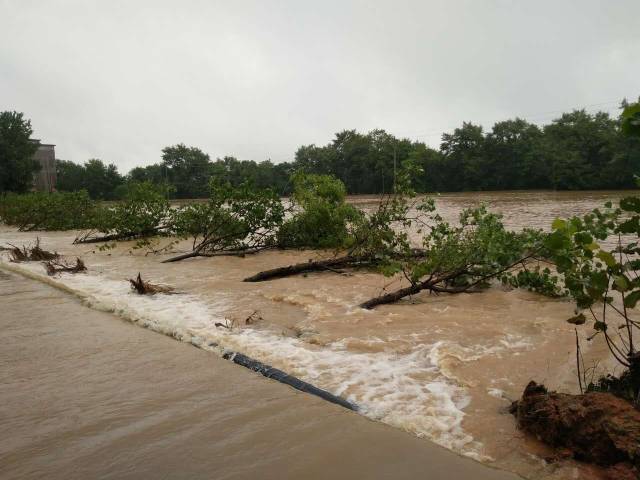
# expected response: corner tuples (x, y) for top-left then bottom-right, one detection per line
(1, 190), (634, 479)
(0, 270), (520, 480)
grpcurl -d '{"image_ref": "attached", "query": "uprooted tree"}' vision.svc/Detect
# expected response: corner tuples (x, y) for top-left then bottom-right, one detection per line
(245, 163), (553, 303)
(74, 181), (173, 244)
(244, 166), (430, 281)
(358, 203), (550, 308)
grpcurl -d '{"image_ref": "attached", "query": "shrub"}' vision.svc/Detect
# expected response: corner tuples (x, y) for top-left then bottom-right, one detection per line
(92, 181), (172, 238)
(277, 173), (362, 249)
(165, 180), (285, 261)
(0, 190), (96, 231)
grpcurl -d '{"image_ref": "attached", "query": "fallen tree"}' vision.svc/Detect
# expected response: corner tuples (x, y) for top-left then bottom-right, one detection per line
(244, 255), (372, 282)
(162, 180), (285, 263)
(74, 182), (173, 245)
(357, 204), (551, 309)
(244, 171), (433, 282)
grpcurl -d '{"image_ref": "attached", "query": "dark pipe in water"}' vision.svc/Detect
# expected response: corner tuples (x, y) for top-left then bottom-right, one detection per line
(222, 351), (357, 411)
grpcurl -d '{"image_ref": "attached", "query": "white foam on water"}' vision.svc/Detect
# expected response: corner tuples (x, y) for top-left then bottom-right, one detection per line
(1, 257), (488, 460)
(487, 388), (507, 399)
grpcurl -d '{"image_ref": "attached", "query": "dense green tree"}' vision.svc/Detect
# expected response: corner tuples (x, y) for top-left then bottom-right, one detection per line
(128, 164), (166, 185)
(540, 110), (618, 189)
(439, 122), (485, 191)
(0, 111), (40, 193)
(83, 159), (123, 199)
(483, 119), (543, 189)
(408, 143), (446, 192)
(28, 98), (640, 198)
(56, 158), (124, 199)
(161, 144), (211, 198)
(56, 160), (86, 192)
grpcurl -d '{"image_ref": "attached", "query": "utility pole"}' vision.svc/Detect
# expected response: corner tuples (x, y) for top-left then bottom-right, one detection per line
(393, 143), (397, 193)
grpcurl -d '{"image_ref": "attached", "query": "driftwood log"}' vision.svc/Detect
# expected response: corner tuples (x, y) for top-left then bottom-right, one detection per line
(128, 273), (175, 295)
(6, 239), (58, 262)
(44, 258), (87, 276)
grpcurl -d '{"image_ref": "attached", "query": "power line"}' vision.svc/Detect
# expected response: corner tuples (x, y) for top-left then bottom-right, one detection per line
(397, 98), (626, 143)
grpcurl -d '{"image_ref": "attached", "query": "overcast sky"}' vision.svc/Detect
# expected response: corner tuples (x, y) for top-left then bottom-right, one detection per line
(1, 0), (639, 172)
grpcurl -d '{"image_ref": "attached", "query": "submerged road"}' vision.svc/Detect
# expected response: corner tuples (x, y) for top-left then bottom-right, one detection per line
(0, 269), (521, 480)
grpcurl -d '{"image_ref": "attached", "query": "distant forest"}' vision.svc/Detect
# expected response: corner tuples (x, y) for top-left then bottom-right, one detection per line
(56, 101), (640, 199)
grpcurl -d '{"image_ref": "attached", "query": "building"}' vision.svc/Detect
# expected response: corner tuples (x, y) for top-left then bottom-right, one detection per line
(31, 141), (57, 192)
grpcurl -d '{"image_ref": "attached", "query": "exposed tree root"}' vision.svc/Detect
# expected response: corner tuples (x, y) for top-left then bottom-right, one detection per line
(128, 272), (175, 295)
(44, 258), (87, 276)
(6, 239), (59, 262)
(511, 381), (640, 479)
(243, 255), (373, 282)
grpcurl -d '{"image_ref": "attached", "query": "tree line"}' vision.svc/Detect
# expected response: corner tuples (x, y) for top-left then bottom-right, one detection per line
(2, 99), (639, 198)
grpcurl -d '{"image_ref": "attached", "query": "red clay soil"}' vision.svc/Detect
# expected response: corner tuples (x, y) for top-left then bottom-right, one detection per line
(511, 381), (640, 479)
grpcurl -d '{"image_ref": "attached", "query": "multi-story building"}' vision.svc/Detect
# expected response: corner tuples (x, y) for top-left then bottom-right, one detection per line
(32, 141), (56, 192)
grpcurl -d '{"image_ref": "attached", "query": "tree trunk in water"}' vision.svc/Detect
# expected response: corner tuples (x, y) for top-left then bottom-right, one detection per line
(359, 282), (424, 309)
(243, 255), (368, 282)
(74, 229), (160, 244)
(162, 250), (200, 263)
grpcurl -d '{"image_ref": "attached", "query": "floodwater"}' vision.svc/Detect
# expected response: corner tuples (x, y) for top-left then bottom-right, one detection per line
(0, 190), (633, 479)
(0, 270), (517, 480)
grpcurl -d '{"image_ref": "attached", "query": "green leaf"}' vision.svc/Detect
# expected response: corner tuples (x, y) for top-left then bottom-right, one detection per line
(596, 250), (616, 268)
(623, 290), (640, 308)
(588, 271), (608, 297)
(594, 321), (607, 332)
(566, 313), (586, 325)
(551, 218), (566, 231)
(619, 197), (640, 213)
(546, 231), (568, 251)
(621, 103), (640, 137)
(613, 275), (629, 292)
(574, 232), (593, 246)
(584, 242), (600, 251)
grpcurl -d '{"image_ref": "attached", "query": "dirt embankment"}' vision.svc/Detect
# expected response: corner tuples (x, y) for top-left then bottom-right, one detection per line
(511, 381), (640, 479)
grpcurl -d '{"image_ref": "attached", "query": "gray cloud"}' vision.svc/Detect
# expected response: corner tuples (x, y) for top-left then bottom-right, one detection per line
(1, 0), (638, 172)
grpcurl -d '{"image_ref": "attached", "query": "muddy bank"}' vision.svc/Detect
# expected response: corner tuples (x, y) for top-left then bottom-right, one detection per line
(0, 270), (519, 480)
(511, 382), (640, 479)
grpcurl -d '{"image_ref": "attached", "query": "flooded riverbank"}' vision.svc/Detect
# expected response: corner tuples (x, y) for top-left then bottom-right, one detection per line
(1, 190), (632, 479)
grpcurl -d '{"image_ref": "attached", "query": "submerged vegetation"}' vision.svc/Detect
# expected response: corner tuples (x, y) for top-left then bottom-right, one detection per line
(74, 181), (172, 244)
(0, 190), (96, 231)
(165, 180), (285, 262)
